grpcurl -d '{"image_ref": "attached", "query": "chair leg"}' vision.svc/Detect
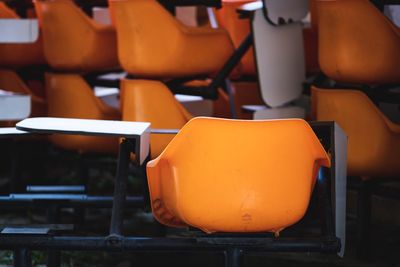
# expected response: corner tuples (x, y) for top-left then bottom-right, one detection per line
(225, 248), (243, 267)
(47, 251), (61, 267)
(356, 178), (372, 260)
(13, 249), (31, 267)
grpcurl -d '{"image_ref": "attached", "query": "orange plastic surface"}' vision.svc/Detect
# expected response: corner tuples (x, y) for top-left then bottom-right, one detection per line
(147, 118), (330, 233)
(109, 0), (235, 78)
(317, 0), (400, 84)
(0, 2), (46, 68)
(215, 0), (257, 76)
(0, 69), (47, 118)
(121, 79), (192, 158)
(311, 87), (400, 178)
(34, 0), (119, 72)
(45, 73), (120, 154)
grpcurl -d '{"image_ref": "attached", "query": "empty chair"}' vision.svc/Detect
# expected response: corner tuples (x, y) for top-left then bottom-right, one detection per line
(121, 79), (192, 158)
(109, 0), (234, 79)
(317, 0), (400, 85)
(34, 0), (119, 72)
(147, 118), (330, 234)
(45, 73), (120, 154)
(311, 87), (400, 178)
(0, 2), (46, 68)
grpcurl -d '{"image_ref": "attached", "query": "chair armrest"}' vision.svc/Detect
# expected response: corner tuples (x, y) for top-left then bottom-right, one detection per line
(0, 127), (30, 138)
(16, 117), (151, 164)
(236, 1), (263, 18)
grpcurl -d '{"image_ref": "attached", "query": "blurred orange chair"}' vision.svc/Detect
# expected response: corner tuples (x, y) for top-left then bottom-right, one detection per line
(0, 69), (47, 119)
(109, 0), (234, 79)
(45, 73), (120, 154)
(34, 0), (119, 72)
(147, 117), (330, 234)
(0, 2), (46, 68)
(317, 0), (400, 85)
(311, 86), (400, 258)
(121, 79), (192, 159)
(311, 87), (400, 178)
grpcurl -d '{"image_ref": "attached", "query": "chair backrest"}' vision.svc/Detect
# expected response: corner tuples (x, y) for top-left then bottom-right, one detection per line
(0, 2), (18, 18)
(317, 0), (400, 84)
(45, 73), (120, 154)
(311, 86), (400, 177)
(121, 79), (192, 159)
(252, 8), (305, 107)
(262, 0), (309, 24)
(109, 0), (183, 76)
(34, 0), (113, 71)
(147, 117), (330, 233)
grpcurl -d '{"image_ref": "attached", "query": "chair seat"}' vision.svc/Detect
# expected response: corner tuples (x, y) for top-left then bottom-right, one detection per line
(318, 0), (400, 85)
(110, 0), (235, 78)
(147, 118), (330, 234)
(0, 2), (46, 68)
(311, 86), (400, 178)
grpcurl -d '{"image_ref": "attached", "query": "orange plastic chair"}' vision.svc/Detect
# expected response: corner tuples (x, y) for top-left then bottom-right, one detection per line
(215, 0), (257, 76)
(45, 73), (120, 154)
(311, 86), (400, 178)
(317, 0), (400, 85)
(0, 69), (47, 118)
(0, 2), (46, 68)
(34, 0), (119, 72)
(147, 118), (330, 234)
(109, 0), (235, 78)
(121, 79), (192, 158)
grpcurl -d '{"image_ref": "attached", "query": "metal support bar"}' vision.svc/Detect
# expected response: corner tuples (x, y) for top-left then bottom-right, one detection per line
(13, 249), (31, 267)
(0, 236), (340, 252)
(317, 167), (335, 238)
(356, 179), (372, 260)
(208, 33), (253, 96)
(109, 139), (134, 236)
(225, 248), (242, 267)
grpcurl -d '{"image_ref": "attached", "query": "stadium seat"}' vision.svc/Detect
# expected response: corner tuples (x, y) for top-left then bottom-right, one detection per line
(34, 0), (119, 72)
(147, 118), (330, 234)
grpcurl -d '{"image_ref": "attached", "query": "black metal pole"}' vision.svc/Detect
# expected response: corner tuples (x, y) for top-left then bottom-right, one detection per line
(208, 33), (253, 98)
(109, 139), (133, 236)
(13, 249), (31, 267)
(356, 178), (372, 260)
(225, 248), (243, 267)
(317, 167), (335, 238)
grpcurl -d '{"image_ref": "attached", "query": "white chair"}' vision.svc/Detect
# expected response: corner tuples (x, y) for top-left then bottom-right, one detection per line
(242, 0), (309, 119)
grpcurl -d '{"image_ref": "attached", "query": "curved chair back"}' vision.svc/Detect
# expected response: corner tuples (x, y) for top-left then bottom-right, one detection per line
(317, 0), (400, 84)
(45, 73), (120, 154)
(34, 0), (118, 72)
(109, 0), (234, 78)
(311, 87), (400, 178)
(121, 79), (192, 159)
(147, 118), (330, 234)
